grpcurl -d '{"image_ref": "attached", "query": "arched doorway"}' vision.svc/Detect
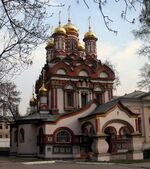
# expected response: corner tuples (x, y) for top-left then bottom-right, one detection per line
(104, 127), (117, 153)
(104, 124), (134, 154)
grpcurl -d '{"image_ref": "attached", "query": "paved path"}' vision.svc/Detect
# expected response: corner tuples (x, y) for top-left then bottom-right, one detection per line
(0, 158), (150, 169)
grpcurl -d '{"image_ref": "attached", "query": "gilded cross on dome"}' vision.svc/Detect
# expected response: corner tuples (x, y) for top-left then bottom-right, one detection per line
(58, 11), (61, 26)
(88, 16), (91, 31)
(67, 5), (71, 23)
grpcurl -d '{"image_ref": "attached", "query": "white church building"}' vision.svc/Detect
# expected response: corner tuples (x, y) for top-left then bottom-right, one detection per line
(10, 13), (150, 161)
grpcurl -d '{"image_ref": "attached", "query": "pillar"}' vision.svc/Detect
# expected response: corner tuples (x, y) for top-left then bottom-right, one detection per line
(127, 132), (144, 160)
(91, 133), (110, 161)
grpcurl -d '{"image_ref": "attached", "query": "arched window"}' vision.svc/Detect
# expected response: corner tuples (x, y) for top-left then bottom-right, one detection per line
(64, 85), (75, 108)
(55, 130), (71, 143)
(78, 70), (88, 77)
(56, 68), (67, 75)
(19, 128), (24, 143)
(55, 37), (63, 50)
(99, 72), (108, 78)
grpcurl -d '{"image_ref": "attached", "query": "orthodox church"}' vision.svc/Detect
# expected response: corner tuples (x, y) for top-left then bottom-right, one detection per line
(10, 12), (148, 161)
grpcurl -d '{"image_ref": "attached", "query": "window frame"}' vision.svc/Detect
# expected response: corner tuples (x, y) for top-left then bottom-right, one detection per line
(95, 92), (103, 104)
(66, 91), (74, 107)
(64, 88), (75, 109)
(55, 130), (72, 143)
(81, 92), (88, 107)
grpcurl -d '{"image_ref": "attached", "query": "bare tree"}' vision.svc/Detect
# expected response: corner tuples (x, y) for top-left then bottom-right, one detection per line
(104, 59), (121, 90)
(137, 63), (150, 91)
(133, 0), (150, 59)
(0, 0), (64, 80)
(0, 81), (20, 119)
(132, 0), (150, 91)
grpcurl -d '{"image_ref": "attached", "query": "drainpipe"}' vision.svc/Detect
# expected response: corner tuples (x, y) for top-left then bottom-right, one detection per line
(141, 99), (146, 143)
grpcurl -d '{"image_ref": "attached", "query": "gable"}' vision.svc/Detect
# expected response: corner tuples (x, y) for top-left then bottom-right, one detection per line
(98, 104), (137, 118)
(79, 100), (138, 122)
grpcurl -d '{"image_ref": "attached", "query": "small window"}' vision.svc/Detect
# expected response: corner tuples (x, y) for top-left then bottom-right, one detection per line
(95, 93), (102, 104)
(0, 124), (2, 129)
(6, 134), (8, 138)
(0, 135), (2, 138)
(53, 146), (72, 154)
(55, 130), (71, 143)
(100, 72), (108, 78)
(81, 92), (88, 107)
(67, 92), (74, 107)
(5, 124), (9, 129)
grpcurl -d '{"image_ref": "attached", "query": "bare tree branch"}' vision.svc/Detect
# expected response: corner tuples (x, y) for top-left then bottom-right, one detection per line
(0, 0), (64, 79)
(80, 0), (143, 33)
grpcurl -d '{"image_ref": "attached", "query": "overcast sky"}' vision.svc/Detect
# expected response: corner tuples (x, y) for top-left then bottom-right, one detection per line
(14, 1), (148, 115)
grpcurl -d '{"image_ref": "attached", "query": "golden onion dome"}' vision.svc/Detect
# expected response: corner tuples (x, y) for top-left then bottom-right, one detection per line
(39, 84), (48, 95)
(84, 30), (97, 39)
(78, 42), (85, 51)
(54, 26), (66, 35)
(63, 22), (78, 34)
(46, 38), (54, 48)
(29, 96), (37, 107)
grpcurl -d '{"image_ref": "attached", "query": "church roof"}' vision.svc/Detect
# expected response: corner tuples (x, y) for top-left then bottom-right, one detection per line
(115, 91), (150, 101)
(16, 100), (96, 123)
(121, 90), (148, 98)
(79, 99), (137, 120)
(90, 99), (120, 115)
(18, 113), (59, 122)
